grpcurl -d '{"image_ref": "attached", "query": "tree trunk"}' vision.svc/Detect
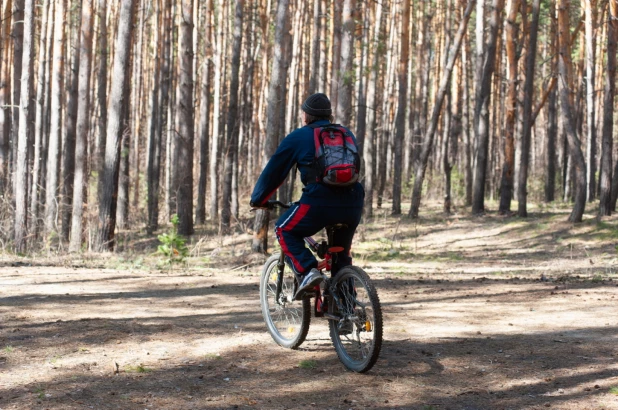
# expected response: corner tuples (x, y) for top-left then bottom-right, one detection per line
(0, 0), (12, 193)
(195, 0), (212, 226)
(13, 0), (34, 253)
(45, 0), (66, 237)
(545, 11), (558, 203)
(252, 0), (289, 253)
(146, 3), (162, 234)
(30, 0), (52, 236)
(472, 0), (504, 215)
(498, 0), (520, 214)
(601, 0), (617, 215)
(584, 0), (596, 201)
(11, 0), (24, 196)
(516, 0), (541, 217)
(392, 0), (411, 215)
(209, 0), (223, 221)
(409, 0), (475, 218)
(309, 0), (320, 94)
(175, 0), (195, 236)
(222, 0), (243, 234)
(336, 0), (354, 124)
(557, 0), (586, 222)
(362, 0), (384, 218)
(96, 0), (108, 204)
(69, 0), (94, 252)
(96, 0), (136, 251)
(61, 18), (81, 241)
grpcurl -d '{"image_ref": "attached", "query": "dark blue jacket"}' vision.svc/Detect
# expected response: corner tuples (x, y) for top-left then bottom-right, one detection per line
(251, 120), (364, 207)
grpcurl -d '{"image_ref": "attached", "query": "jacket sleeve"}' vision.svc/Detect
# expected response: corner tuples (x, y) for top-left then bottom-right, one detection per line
(250, 134), (299, 206)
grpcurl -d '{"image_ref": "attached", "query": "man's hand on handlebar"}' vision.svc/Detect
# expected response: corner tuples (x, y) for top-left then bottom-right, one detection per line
(250, 200), (292, 211)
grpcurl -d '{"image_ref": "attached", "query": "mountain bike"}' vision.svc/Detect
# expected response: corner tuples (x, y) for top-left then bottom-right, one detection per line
(257, 200), (383, 373)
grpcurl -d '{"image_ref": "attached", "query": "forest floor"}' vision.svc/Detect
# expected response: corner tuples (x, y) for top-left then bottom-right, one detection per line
(1, 202), (618, 410)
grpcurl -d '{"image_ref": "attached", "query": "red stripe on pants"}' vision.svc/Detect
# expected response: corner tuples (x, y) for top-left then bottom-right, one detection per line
(276, 204), (310, 274)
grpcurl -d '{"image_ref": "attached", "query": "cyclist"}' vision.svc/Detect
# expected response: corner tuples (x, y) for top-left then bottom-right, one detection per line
(250, 93), (365, 299)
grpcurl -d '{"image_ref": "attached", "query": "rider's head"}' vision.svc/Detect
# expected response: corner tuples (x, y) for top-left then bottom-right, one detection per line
(301, 93), (334, 124)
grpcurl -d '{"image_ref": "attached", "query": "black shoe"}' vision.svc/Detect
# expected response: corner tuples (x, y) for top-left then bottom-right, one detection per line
(294, 269), (324, 300)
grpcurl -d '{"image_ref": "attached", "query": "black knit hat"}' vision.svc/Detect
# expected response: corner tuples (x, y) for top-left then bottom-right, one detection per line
(301, 93), (332, 117)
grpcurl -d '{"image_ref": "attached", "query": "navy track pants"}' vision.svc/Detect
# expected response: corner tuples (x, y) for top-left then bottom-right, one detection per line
(275, 202), (363, 278)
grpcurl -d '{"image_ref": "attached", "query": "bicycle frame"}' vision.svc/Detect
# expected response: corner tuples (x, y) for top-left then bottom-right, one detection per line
(274, 225), (347, 319)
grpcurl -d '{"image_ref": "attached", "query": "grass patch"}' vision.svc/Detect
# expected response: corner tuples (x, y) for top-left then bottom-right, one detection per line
(609, 386), (618, 395)
(4, 345), (14, 353)
(126, 364), (151, 373)
(204, 353), (222, 360)
(298, 360), (318, 369)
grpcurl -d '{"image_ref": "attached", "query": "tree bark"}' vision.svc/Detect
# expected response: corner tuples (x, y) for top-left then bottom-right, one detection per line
(409, 0), (475, 219)
(96, 0), (136, 251)
(13, 0), (34, 253)
(0, 0), (12, 193)
(30, 0), (52, 235)
(472, 0), (504, 215)
(252, 0), (289, 253)
(601, 0), (617, 215)
(175, 0), (195, 236)
(69, 0), (94, 252)
(336, 0), (354, 124)
(498, 0), (520, 214)
(45, 0), (66, 237)
(209, 0), (223, 221)
(517, 0), (541, 217)
(195, 0), (212, 226)
(221, 0), (243, 233)
(392, 0), (411, 215)
(584, 0), (596, 202)
(96, 0), (108, 204)
(557, 0), (586, 222)
(362, 0), (384, 218)
(61, 16), (81, 241)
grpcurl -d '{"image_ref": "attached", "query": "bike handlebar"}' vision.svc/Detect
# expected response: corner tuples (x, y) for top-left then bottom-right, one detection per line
(252, 200), (292, 211)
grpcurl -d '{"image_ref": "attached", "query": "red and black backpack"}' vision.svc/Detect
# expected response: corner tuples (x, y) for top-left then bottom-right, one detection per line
(308, 123), (360, 187)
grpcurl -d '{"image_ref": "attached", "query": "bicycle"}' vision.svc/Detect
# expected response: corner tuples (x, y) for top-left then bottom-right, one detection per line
(257, 200), (383, 373)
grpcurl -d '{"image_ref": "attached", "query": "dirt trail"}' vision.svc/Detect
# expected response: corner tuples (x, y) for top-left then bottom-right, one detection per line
(1, 210), (618, 409)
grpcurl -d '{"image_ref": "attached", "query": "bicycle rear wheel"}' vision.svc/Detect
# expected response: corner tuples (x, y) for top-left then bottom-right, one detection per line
(328, 266), (382, 372)
(260, 254), (310, 349)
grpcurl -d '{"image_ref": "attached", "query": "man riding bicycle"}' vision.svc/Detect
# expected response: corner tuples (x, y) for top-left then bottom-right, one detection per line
(250, 93), (365, 299)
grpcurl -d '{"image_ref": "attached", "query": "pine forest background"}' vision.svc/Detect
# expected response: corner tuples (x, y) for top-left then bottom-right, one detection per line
(1, 0), (618, 255)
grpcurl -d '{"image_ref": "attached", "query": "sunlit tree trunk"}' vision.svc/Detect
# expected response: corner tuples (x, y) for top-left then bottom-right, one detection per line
(557, 0), (586, 222)
(392, 0), (410, 215)
(61, 16), (81, 241)
(498, 0), (520, 214)
(13, 0), (34, 253)
(0, 0), (12, 193)
(69, 0), (94, 252)
(45, 0), (66, 237)
(221, 0), (243, 233)
(601, 0), (617, 214)
(176, 0), (195, 236)
(472, 0), (504, 215)
(517, 0), (540, 217)
(196, 0), (212, 226)
(96, 0), (136, 251)
(583, 0), (596, 202)
(363, 0), (384, 218)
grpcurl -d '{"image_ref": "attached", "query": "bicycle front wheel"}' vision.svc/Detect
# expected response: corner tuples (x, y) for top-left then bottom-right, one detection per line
(328, 266), (383, 372)
(259, 254), (310, 349)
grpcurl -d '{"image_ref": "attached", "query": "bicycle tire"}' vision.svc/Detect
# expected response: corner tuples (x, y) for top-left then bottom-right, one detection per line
(259, 254), (311, 349)
(328, 266), (383, 372)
